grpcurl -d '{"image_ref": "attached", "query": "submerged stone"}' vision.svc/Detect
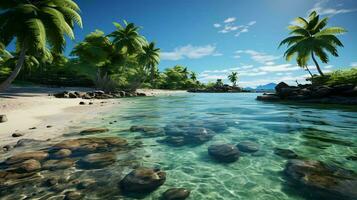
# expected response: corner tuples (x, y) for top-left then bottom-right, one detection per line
(274, 148), (298, 159)
(130, 125), (165, 137)
(77, 152), (116, 169)
(79, 128), (109, 135)
(5, 151), (49, 165)
(42, 159), (75, 170)
(119, 168), (166, 194)
(16, 159), (41, 173)
(162, 188), (190, 200)
(237, 141), (259, 153)
(284, 159), (357, 200)
(208, 144), (240, 163)
(52, 149), (72, 159)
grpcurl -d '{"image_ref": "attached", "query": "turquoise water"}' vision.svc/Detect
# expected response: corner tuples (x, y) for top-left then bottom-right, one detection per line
(82, 93), (357, 200)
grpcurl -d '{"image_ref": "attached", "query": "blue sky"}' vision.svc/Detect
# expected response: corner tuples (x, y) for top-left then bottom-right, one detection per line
(71, 0), (356, 87)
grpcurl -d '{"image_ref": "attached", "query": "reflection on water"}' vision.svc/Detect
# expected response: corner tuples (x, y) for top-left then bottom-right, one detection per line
(0, 93), (356, 200)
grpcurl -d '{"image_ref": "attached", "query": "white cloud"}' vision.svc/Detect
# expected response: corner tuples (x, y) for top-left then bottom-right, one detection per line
(350, 62), (357, 66)
(247, 21), (257, 26)
(215, 18), (256, 36)
(224, 17), (236, 23)
(258, 64), (300, 72)
(309, 0), (357, 16)
(213, 23), (221, 28)
(234, 50), (280, 64)
(213, 52), (223, 57)
(324, 65), (333, 69)
(161, 45), (218, 61)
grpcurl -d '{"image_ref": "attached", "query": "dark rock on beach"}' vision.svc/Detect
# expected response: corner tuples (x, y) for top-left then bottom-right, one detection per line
(284, 159), (357, 200)
(11, 133), (24, 137)
(120, 168), (166, 194)
(53, 90), (146, 100)
(257, 82), (357, 105)
(208, 144), (240, 163)
(237, 141), (259, 153)
(0, 115), (8, 123)
(162, 188), (190, 200)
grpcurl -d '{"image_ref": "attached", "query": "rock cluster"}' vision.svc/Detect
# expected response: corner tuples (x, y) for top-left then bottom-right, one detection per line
(208, 144), (240, 163)
(188, 85), (245, 93)
(53, 90), (146, 99)
(257, 82), (357, 105)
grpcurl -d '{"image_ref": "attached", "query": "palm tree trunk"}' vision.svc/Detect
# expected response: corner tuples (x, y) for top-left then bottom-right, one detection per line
(0, 48), (27, 92)
(311, 52), (324, 76)
(305, 66), (314, 78)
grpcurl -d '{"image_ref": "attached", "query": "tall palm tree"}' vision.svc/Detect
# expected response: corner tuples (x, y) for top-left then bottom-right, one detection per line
(0, 0), (82, 91)
(137, 42), (160, 86)
(108, 21), (147, 55)
(279, 11), (346, 76)
(228, 72), (238, 87)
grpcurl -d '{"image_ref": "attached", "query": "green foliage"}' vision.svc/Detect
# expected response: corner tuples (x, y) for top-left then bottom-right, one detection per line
(228, 72), (238, 86)
(280, 10), (346, 76)
(159, 65), (201, 90)
(309, 68), (357, 86)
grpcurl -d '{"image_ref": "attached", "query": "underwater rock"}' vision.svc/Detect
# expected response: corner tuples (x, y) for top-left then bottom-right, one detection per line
(208, 144), (240, 163)
(130, 126), (165, 137)
(52, 149), (72, 159)
(274, 148), (298, 159)
(284, 159), (357, 200)
(52, 137), (127, 155)
(159, 136), (186, 147)
(79, 128), (109, 135)
(237, 141), (259, 153)
(64, 191), (83, 200)
(5, 151), (49, 165)
(162, 188), (190, 200)
(16, 159), (41, 173)
(42, 159), (75, 170)
(77, 152), (116, 169)
(120, 168), (166, 193)
(77, 179), (96, 189)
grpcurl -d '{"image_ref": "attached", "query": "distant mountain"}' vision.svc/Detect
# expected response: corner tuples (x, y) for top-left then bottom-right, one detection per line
(243, 87), (254, 91)
(255, 83), (277, 91)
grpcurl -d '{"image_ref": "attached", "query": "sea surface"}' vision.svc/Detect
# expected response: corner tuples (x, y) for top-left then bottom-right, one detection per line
(1, 93), (357, 200)
(82, 93), (357, 200)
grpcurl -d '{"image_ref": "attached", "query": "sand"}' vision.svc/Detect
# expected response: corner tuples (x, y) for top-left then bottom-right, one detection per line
(0, 86), (186, 147)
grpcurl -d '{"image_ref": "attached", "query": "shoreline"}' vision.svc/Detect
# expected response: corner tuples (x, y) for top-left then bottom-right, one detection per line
(0, 86), (187, 148)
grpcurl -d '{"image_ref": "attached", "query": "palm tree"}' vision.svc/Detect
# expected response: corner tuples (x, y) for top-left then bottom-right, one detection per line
(108, 21), (147, 55)
(137, 42), (160, 86)
(0, 0), (82, 91)
(279, 11), (346, 76)
(190, 72), (197, 81)
(228, 72), (238, 87)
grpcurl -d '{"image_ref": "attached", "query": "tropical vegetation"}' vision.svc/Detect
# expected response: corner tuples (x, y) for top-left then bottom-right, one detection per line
(228, 72), (239, 87)
(279, 11), (346, 77)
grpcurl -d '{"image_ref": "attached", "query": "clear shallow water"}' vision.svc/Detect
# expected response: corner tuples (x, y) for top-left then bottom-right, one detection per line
(83, 93), (357, 200)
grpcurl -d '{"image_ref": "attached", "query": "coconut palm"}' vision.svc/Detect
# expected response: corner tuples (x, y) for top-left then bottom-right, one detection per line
(137, 42), (160, 86)
(0, 0), (82, 91)
(108, 21), (147, 55)
(190, 72), (197, 81)
(279, 11), (346, 76)
(228, 72), (238, 87)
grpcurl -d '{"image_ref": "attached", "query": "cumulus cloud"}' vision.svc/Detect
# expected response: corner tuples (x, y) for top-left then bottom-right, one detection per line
(214, 18), (256, 36)
(161, 45), (218, 61)
(224, 17), (236, 23)
(350, 62), (357, 67)
(234, 50), (280, 64)
(309, 0), (357, 16)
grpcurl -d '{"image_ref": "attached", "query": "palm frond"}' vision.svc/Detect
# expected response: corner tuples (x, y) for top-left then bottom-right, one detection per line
(315, 27), (347, 36)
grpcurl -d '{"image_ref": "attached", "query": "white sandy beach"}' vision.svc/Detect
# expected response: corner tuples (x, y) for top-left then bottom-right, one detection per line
(0, 86), (186, 147)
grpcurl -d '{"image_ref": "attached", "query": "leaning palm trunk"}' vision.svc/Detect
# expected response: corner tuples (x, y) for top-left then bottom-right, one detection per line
(311, 52), (324, 77)
(0, 48), (26, 92)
